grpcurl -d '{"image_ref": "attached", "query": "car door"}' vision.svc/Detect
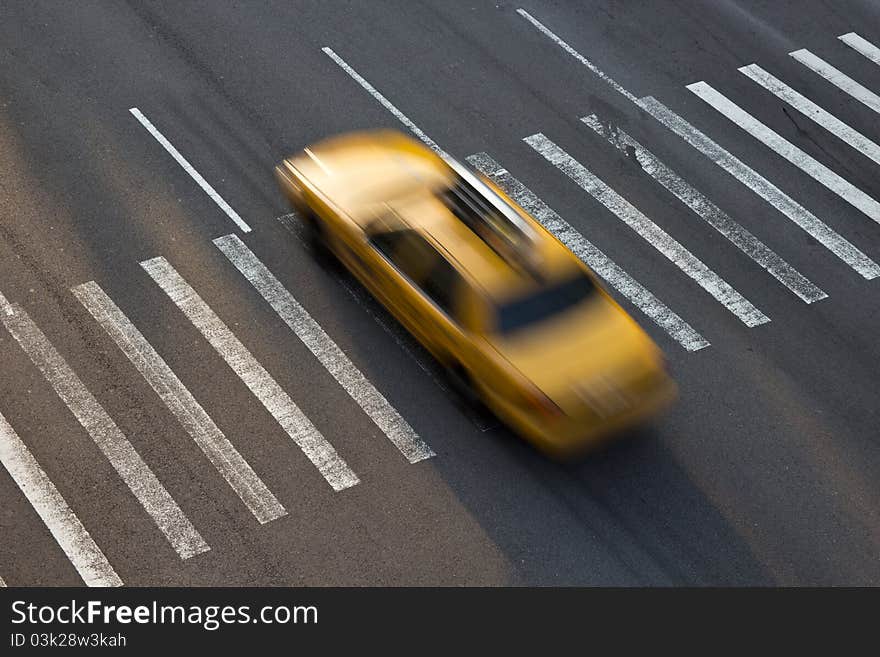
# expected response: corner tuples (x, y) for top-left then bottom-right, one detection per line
(409, 244), (469, 360)
(364, 226), (467, 361)
(359, 227), (423, 322)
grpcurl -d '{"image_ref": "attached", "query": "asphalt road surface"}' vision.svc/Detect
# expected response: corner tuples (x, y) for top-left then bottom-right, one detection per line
(1, 0), (879, 586)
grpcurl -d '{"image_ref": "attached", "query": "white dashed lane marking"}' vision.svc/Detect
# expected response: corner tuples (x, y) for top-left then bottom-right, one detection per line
(322, 47), (446, 156)
(130, 107), (252, 233)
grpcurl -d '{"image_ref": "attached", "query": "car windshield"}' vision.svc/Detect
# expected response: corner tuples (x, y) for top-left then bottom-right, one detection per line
(495, 270), (597, 335)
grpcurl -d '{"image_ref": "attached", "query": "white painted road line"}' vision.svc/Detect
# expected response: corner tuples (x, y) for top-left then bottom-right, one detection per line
(581, 115), (827, 304)
(322, 47), (446, 156)
(515, 7), (880, 279)
(0, 299), (209, 561)
(141, 257), (359, 492)
(516, 9), (639, 103)
(467, 152), (709, 351)
(638, 96), (880, 279)
(72, 281), (287, 524)
(740, 63), (880, 168)
(790, 49), (880, 115)
(0, 410), (123, 587)
(687, 80), (880, 225)
(525, 133), (770, 327)
(214, 234), (435, 463)
(0, 575), (6, 586)
(839, 32), (880, 67)
(129, 108), (251, 233)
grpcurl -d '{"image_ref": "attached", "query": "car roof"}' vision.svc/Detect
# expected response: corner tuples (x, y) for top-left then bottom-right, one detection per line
(291, 130), (585, 300)
(386, 190), (580, 303)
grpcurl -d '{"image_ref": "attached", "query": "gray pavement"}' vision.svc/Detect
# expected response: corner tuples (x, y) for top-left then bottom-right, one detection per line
(0, 1), (878, 585)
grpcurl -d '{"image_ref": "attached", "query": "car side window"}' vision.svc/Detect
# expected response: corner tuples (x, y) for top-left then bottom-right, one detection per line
(370, 229), (433, 282)
(369, 228), (463, 321)
(369, 229), (404, 261)
(420, 255), (463, 319)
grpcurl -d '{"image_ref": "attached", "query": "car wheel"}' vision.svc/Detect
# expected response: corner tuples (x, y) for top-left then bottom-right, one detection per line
(302, 211), (336, 265)
(446, 363), (501, 430)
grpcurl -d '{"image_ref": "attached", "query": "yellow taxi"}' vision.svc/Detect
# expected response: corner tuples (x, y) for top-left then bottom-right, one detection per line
(275, 129), (676, 457)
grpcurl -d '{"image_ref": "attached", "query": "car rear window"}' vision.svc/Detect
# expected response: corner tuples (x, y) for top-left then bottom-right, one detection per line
(495, 271), (596, 335)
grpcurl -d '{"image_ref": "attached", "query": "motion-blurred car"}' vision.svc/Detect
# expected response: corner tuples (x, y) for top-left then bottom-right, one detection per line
(275, 129), (676, 457)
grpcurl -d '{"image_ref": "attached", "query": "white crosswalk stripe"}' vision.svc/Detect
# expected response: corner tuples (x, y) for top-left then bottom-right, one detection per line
(790, 49), (880, 115)
(839, 32), (880, 67)
(687, 80), (880, 225)
(467, 152), (709, 351)
(524, 133), (771, 327)
(582, 114), (827, 304)
(72, 281), (288, 524)
(140, 256), (359, 492)
(0, 295), (209, 560)
(639, 96), (880, 279)
(214, 234), (435, 463)
(740, 64), (880, 168)
(0, 410), (123, 587)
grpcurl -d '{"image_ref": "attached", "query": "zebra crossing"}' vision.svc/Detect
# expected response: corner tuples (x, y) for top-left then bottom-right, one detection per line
(580, 115), (827, 305)
(523, 132), (771, 328)
(635, 94), (880, 279)
(141, 256), (361, 493)
(71, 280), (288, 525)
(0, 234), (436, 584)
(791, 48), (880, 114)
(686, 80), (880, 223)
(738, 63), (880, 168)
(840, 32), (880, 67)
(3, 12), (880, 586)
(514, 9), (880, 275)
(324, 20), (880, 349)
(0, 291), (210, 561)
